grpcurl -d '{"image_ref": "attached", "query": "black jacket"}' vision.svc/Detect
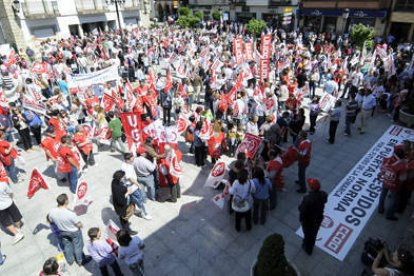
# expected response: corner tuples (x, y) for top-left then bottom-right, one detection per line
(299, 190), (328, 224)
(111, 180), (128, 217)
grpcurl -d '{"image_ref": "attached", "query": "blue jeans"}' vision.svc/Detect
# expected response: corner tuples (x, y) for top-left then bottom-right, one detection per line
(6, 158), (18, 183)
(130, 189), (147, 214)
(137, 175), (156, 200)
(67, 166), (79, 194)
(60, 230), (84, 265)
(298, 163), (307, 191)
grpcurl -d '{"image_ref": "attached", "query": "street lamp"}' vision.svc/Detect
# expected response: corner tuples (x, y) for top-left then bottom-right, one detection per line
(11, 0), (20, 15)
(106, 0), (125, 34)
(342, 8), (350, 34)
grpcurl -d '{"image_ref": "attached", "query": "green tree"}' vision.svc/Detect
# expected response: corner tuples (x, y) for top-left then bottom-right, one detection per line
(194, 10), (204, 20)
(350, 23), (376, 49)
(179, 6), (191, 17)
(177, 16), (190, 28)
(246, 19), (267, 37)
(211, 9), (222, 21)
(255, 234), (296, 276)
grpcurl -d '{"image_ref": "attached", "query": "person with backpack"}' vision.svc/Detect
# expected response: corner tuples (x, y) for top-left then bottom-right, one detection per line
(252, 167), (272, 225)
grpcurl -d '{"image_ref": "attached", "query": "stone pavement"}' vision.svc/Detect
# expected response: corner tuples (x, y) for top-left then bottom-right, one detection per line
(0, 107), (413, 276)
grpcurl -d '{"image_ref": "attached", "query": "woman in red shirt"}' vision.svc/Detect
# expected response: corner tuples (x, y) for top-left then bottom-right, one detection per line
(72, 125), (95, 172)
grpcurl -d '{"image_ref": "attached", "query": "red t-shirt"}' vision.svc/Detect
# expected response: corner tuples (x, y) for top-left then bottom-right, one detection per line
(48, 117), (66, 141)
(298, 139), (312, 166)
(0, 162), (9, 183)
(40, 137), (59, 160)
(0, 140), (18, 166)
(57, 145), (80, 173)
(72, 132), (93, 155)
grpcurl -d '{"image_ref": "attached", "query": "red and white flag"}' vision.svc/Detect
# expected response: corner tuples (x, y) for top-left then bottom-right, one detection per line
(177, 115), (188, 134)
(74, 181), (91, 206)
(235, 133), (263, 158)
(102, 93), (116, 112)
(142, 119), (164, 140)
(27, 168), (49, 198)
(233, 38), (244, 64)
(120, 112), (142, 150)
(205, 161), (226, 188)
(167, 150), (183, 177)
(199, 120), (212, 140)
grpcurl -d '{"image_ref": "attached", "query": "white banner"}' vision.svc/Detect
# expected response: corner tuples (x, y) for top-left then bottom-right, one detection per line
(296, 125), (414, 261)
(68, 64), (119, 88)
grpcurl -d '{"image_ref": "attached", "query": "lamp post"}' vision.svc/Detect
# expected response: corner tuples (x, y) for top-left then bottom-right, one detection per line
(11, 0), (21, 16)
(342, 8), (350, 34)
(106, 0), (125, 35)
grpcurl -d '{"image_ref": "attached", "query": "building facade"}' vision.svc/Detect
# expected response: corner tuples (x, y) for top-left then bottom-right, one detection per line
(0, 0), (154, 49)
(388, 0), (414, 42)
(298, 0), (392, 36)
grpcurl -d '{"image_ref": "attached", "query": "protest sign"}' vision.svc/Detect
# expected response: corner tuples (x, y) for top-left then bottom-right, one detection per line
(261, 34), (272, 60)
(74, 181), (91, 207)
(22, 97), (47, 115)
(120, 112), (142, 150)
(296, 125), (414, 261)
(106, 219), (120, 242)
(233, 38), (244, 64)
(319, 92), (337, 113)
(212, 192), (227, 209)
(68, 64), (119, 88)
(260, 58), (270, 83)
(244, 42), (254, 61)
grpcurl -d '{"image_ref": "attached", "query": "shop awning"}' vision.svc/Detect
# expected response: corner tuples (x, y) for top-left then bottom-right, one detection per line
(299, 9), (342, 17)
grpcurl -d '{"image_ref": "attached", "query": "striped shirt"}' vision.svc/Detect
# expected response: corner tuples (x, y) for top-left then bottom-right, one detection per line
(346, 100), (359, 117)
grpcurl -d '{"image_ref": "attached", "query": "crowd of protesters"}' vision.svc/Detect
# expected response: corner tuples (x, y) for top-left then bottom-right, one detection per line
(0, 19), (412, 275)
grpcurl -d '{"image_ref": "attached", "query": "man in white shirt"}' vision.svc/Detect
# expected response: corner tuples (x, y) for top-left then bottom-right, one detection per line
(48, 194), (92, 266)
(0, 181), (24, 244)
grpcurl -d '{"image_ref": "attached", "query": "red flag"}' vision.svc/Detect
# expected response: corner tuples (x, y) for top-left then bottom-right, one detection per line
(261, 34), (272, 60)
(119, 112), (143, 150)
(102, 93), (116, 112)
(5, 49), (19, 67)
(235, 133), (263, 158)
(244, 42), (254, 61)
(177, 115), (188, 133)
(111, 89), (125, 110)
(27, 168), (49, 198)
(164, 69), (173, 92)
(126, 81), (137, 107)
(225, 86), (237, 105)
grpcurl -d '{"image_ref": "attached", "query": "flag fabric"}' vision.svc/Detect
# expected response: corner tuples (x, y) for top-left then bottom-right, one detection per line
(119, 112), (143, 150)
(235, 133), (263, 158)
(205, 161), (226, 188)
(27, 168), (49, 198)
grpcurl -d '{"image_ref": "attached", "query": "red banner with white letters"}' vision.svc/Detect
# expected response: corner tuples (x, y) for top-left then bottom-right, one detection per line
(120, 112), (142, 150)
(261, 34), (272, 60)
(233, 38), (244, 65)
(260, 58), (270, 83)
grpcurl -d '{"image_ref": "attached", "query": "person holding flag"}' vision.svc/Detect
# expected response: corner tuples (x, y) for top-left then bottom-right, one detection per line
(72, 125), (95, 172)
(57, 136), (80, 194)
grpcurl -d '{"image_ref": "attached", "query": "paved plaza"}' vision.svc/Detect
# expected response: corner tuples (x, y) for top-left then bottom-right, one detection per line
(0, 106), (412, 276)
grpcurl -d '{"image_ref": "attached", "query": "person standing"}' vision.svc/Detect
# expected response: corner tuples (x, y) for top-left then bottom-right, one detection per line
(308, 97), (320, 135)
(296, 131), (312, 193)
(11, 107), (33, 152)
(117, 229), (145, 276)
(0, 180), (24, 244)
(23, 109), (42, 146)
(327, 100), (342, 144)
(193, 121), (205, 167)
(344, 93), (358, 136)
(87, 227), (124, 276)
(72, 125), (95, 172)
(229, 169), (255, 232)
(57, 136), (80, 193)
(298, 178), (327, 255)
(108, 111), (126, 153)
(267, 149), (284, 209)
(160, 88), (173, 125)
(134, 147), (157, 201)
(47, 194), (92, 266)
(111, 170), (137, 234)
(358, 89), (376, 134)
(0, 130), (19, 183)
(252, 167), (272, 225)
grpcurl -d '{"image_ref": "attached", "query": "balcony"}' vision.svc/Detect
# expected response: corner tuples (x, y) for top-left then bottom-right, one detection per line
(75, 0), (108, 15)
(394, 0), (414, 12)
(269, 0), (292, 8)
(124, 0), (140, 10)
(22, 0), (60, 19)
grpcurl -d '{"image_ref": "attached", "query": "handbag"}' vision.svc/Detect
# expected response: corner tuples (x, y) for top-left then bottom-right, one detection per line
(122, 203), (135, 220)
(231, 181), (251, 213)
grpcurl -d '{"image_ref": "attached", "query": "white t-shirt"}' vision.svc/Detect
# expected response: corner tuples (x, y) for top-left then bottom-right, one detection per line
(0, 182), (13, 210)
(48, 207), (80, 232)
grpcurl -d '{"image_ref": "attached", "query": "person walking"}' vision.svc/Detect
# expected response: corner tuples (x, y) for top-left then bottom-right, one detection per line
(57, 136), (80, 193)
(47, 194), (92, 266)
(252, 167), (272, 225)
(327, 100), (342, 144)
(117, 229), (145, 276)
(0, 180), (24, 244)
(298, 178), (327, 255)
(308, 97), (320, 135)
(134, 147), (157, 201)
(344, 93), (358, 136)
(87, 227), (124, 276)
(229, 169), (255, 232)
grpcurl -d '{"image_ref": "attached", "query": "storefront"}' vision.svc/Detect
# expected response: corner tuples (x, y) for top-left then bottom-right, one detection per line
(348, 9), (387, 29)
(236, 12), (257, 23)
(299, 9), (342, 33)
